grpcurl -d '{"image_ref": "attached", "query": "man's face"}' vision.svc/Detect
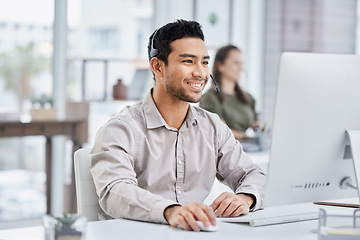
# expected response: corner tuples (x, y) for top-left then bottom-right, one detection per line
(162, 37), (210, 103)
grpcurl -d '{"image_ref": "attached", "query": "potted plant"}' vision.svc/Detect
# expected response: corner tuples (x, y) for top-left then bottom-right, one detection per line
(29, 93), (57, 120)
(43, 213), (86, 240)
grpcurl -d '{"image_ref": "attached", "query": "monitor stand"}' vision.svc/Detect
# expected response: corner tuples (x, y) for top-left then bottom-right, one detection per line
(313, 130), (360, 208)
(347, 130), (360, 195)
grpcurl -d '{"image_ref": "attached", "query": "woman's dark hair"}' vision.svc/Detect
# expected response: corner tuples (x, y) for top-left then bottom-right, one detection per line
(213, 45), (250, 104)
(147, 19), (204, 65)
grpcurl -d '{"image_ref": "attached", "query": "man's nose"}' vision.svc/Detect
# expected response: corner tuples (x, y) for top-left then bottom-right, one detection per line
(192, 63), (207, 79)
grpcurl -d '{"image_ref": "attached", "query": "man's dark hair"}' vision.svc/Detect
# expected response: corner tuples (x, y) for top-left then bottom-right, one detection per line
(147, 19), (204, 65)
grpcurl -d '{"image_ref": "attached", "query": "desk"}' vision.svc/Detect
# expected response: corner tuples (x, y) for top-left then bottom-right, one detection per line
(0, 217), (319, 240)
(87, 218), (320, 240)
(1, 203), (358, 239)
(0, 119), (88, 214)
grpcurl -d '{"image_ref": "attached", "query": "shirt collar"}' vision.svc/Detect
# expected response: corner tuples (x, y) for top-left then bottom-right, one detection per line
(142, 90), (167, 129)
(186, 104), (198, 127)
(142, 89), (198, 129)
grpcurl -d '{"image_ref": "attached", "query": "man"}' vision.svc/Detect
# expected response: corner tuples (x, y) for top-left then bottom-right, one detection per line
(90, 19), (266, 232)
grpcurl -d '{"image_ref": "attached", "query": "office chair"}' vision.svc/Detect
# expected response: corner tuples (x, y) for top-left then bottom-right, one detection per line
(74, 147), (99, 221)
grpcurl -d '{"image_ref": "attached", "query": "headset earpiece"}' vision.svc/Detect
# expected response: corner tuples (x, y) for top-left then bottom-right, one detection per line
(149, 29), (159, 59)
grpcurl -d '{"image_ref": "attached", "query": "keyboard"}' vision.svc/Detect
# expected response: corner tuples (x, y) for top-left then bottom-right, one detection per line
(221, 203), (319, 227)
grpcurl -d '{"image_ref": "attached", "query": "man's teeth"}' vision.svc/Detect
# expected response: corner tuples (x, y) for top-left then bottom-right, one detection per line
(188, 83), (202, 87)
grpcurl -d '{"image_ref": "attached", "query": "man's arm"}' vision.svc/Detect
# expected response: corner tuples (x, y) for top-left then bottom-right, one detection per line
(90, 118), (178, 224)
(214, 120), (266, 215)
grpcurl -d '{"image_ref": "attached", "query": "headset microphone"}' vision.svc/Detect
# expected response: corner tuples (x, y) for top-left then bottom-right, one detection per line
(210, 74), (221, 93)
(149, 29), (159, 59)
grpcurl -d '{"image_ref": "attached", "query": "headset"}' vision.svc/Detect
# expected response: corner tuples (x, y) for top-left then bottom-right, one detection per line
(149, 29), (220, 93)
(149, 29), (159, 59)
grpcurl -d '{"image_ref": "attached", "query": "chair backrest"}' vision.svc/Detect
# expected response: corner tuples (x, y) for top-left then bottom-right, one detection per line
(74, 147), (99, 221)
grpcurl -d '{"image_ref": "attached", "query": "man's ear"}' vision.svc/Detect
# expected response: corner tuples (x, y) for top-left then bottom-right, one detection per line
(150, 57), (164, 78)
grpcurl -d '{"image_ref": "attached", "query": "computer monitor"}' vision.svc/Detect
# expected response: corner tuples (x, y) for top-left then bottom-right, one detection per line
(265, 52), (360, 206)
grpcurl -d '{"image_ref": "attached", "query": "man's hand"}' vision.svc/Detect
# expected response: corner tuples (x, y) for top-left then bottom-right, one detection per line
(210, 192), (254, 217)
(164, 202), (216, 231)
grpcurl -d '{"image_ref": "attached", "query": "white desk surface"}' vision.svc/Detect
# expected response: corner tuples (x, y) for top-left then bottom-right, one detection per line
(0, 217), (319, 240)
(1, 203), (358, 240)
(86, 218), (319, 240)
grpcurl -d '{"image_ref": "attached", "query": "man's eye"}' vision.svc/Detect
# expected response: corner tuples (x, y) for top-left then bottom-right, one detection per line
(203, 61), (209, 65)
(182, 60), (192, 63)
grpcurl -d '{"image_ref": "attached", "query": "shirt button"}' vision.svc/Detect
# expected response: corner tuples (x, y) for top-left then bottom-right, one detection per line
(178, 190), (182, 195)
(178, 160), (182, 165)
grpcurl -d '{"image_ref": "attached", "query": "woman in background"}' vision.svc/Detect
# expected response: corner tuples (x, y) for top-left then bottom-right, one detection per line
(200, 45), (263, 140)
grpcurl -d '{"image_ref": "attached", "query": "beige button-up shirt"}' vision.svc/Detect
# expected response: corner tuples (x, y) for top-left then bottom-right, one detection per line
(90, 90), (266, 224)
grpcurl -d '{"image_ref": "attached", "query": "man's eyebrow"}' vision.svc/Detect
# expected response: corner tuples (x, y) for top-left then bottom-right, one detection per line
(179, 53), (197, 58)
(179, 53), (210, 59)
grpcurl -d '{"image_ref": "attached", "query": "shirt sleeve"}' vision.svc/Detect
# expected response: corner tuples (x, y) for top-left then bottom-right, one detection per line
(215, 119), (266, 210)
(90, 117), (179, 224)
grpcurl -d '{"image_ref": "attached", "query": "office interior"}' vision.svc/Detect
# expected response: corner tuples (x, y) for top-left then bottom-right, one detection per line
(0, 0), (359, 230)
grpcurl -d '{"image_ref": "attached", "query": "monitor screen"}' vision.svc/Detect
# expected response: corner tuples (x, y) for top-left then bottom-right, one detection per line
(265, 52), (360, 206)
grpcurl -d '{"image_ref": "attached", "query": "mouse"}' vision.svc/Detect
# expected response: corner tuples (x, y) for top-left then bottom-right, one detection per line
(196, 220), (219, 232)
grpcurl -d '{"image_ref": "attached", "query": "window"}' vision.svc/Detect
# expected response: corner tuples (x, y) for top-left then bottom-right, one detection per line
(88, 28), (119, 52)
(0, 0), (53, 225)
